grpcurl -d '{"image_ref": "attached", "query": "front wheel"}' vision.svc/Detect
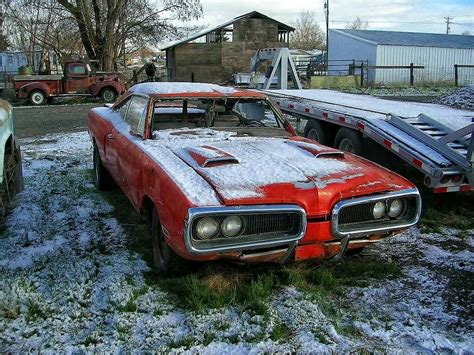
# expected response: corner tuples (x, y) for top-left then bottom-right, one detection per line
(29, 90), (46, 106)
(100, 88), (117, 103)
(151, 206), (180, 275)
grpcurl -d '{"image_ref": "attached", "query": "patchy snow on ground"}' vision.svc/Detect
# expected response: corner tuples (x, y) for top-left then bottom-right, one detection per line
(0, 131), (472, 352)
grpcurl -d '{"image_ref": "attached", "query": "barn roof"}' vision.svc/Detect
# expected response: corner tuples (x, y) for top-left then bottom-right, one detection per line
(162, 11), (295, 50)
(332, 29), (474, 49)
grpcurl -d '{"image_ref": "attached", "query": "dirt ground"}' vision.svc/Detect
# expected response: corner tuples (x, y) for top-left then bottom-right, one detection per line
(12, 103), (101, 139)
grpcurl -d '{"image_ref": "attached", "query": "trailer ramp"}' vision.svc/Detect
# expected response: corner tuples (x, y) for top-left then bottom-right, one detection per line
(264, 89), (473, 193)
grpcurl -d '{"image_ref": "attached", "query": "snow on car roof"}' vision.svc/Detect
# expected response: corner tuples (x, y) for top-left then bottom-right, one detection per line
(130, 82), (263, 97)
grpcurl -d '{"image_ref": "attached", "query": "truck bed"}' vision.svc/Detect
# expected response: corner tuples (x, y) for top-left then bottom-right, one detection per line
(13, 75), (63, 81)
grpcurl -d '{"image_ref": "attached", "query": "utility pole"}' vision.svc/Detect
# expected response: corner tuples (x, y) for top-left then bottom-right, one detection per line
(444, 16), (452, 34)
(324, 0), (329, 66)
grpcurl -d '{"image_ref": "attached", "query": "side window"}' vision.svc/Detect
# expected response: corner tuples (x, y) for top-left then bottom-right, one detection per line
(125, 95), (149, 136)
(118, 97), (132, 120)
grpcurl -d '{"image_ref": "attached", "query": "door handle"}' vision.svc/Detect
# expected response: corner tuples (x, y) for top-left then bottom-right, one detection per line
(106, 133), (115, 140)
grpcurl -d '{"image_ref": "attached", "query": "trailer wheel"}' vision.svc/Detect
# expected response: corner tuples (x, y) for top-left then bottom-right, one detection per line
(29, 90), (46, 105)
(101, 88), (117, 103)
(304, 120), (327, 145)
(334, 128), (363, 155)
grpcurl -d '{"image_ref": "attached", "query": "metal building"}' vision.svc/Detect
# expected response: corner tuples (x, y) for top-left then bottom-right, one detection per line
(328, 29), (474, 85)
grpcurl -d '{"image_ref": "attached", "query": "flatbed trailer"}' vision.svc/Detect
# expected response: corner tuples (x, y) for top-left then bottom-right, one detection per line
(264, 89), (473, 193)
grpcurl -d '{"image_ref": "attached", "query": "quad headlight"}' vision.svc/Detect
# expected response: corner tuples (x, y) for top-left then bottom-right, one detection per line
(372, 201), (386, 219)
(388, 199), (404, 218)
(196, 217), (219, 239)
(221, 215), (243, 237)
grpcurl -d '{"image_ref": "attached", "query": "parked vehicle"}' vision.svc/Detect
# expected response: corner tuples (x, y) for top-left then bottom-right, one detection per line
(266, 90), (473, 194)
(13, 61), (126, 105)
(87, 82), (421, 274)
(0, 100), (23, 222)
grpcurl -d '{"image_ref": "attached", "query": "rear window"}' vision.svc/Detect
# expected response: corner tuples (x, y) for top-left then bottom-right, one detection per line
(69, 64), (86, 75)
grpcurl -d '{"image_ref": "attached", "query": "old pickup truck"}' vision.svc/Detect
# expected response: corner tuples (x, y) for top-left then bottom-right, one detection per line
(88, 82), (421, 274)
(13, 61), (126, 105)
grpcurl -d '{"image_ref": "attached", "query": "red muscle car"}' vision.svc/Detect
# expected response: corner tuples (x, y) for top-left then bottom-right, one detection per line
(88, 83), (421, 274)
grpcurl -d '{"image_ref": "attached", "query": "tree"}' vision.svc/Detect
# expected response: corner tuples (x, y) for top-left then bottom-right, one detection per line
(290, 11), (325, 51)
(5, 0), (82, 71)
(57, 0), (203, 71)
(346, 17), (368, 30)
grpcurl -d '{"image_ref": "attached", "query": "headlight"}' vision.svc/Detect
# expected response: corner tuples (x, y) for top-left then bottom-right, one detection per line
(196, 217), (219, 239)
(221, 215), (243, 237)
(388, 199), (404, 218)
(373, 201), (386, 219)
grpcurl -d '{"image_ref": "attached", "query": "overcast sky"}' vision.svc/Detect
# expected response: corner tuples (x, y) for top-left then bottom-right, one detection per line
(182, 0), (474, 35)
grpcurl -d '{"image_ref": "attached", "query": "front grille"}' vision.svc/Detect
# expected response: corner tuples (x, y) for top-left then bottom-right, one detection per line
(244, 213), (300, 236)
(192, 212), (301, 240)
(335, 196), (419, 235)
(339, 203), (374, 224)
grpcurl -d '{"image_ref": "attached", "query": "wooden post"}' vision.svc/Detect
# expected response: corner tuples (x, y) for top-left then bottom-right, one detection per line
(360, 62), (364, 87)
(410, 63), (414, 86)
(454, 64), (459, 87)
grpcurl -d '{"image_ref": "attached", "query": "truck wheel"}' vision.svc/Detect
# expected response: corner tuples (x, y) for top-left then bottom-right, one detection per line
(29, 90), (46, 105)
(101, 88), (117, 103)
(334, 128), (363, 155)
(151, 206), (179, 275)
(304, 120), (327, 145)
(93, 143), (114, 190)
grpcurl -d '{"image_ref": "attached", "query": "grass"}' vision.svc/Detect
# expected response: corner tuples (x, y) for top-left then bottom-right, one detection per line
(148, 258), (401, 317)
(419, 188), (474, 233)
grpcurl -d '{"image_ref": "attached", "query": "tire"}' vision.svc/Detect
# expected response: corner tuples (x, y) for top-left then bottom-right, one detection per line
(101, 88), (117, 103)
(93, 143), (113, 190)
(334, 128), (363, 155)
(0, 147), (23, 221)
(304, 120), (327, 145)
(151, 206), (179, 275)
(29, 90), (46, 106)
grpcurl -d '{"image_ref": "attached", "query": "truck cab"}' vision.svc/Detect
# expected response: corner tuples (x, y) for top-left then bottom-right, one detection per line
(63, 62), (93, 94)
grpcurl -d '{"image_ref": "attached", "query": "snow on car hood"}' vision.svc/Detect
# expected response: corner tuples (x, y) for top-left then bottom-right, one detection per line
(145, 128), (367, 203)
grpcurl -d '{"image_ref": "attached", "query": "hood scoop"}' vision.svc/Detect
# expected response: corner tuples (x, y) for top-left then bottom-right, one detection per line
(286, 141), (344, 158)
(176, 145), (240, 168)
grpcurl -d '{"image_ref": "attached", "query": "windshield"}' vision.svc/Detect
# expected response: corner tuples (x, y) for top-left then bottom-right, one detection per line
(150, 98), (287, 134)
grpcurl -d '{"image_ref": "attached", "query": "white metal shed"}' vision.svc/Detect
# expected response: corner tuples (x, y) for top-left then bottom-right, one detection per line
(328, 29), (474, 85)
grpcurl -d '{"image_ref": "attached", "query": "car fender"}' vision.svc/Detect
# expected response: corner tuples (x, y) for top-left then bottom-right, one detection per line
(0, 100), (14, 184)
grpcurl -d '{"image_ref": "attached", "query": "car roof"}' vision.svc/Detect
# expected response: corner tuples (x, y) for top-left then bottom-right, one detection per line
(128, 82), (266, 99)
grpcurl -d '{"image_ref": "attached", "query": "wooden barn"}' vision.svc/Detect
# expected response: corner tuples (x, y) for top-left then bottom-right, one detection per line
(162, 11), (294, 83)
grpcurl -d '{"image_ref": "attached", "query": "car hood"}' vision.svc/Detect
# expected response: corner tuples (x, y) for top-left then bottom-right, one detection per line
(167, 131), (413, 215)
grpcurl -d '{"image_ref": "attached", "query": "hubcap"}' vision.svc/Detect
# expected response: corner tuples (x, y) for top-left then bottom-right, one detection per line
(31, 93), (44, 104)
(339, 138), (355, 153)
(103, 90), (114, 102)
(308, 128), (320, 142)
